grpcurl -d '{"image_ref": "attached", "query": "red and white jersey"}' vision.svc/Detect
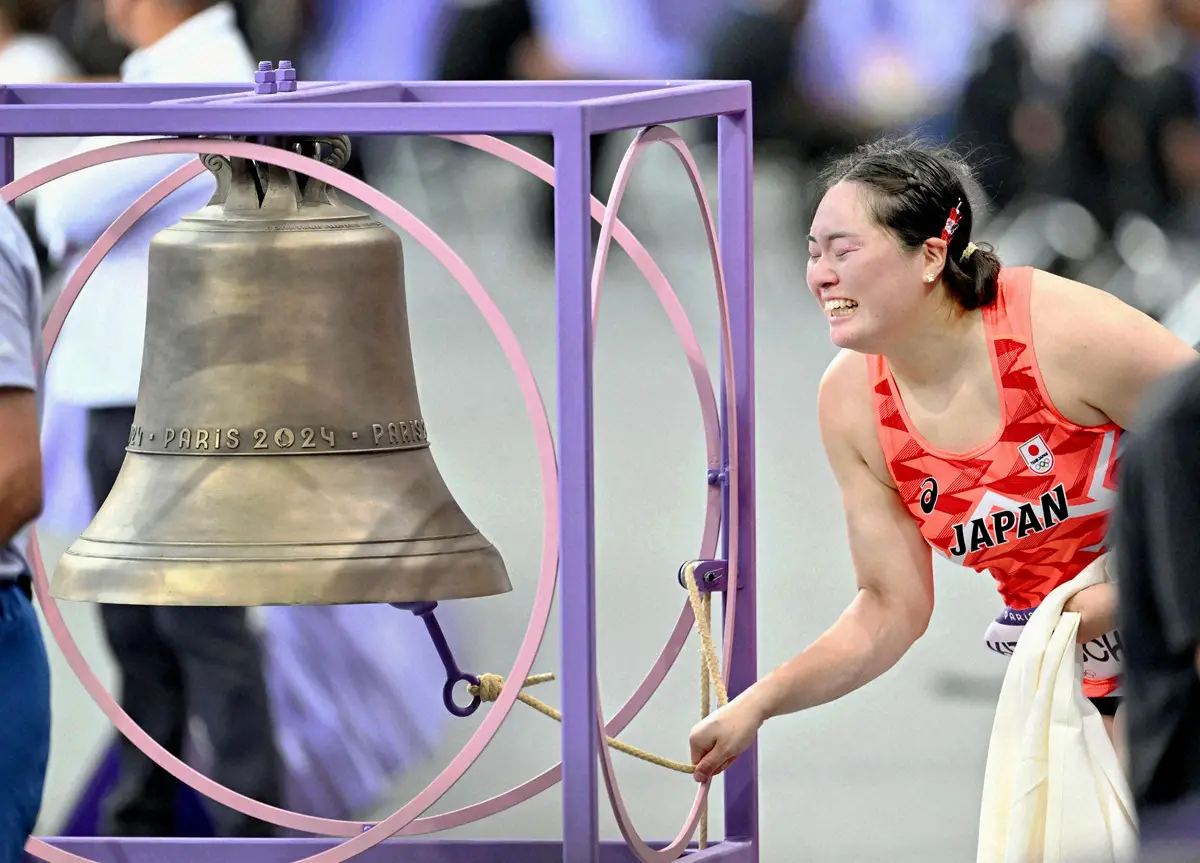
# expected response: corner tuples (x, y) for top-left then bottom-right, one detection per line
(867, 267), (1122, 696)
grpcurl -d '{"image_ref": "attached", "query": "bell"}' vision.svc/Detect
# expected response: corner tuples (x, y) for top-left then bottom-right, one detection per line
(52, 136), (512, 607)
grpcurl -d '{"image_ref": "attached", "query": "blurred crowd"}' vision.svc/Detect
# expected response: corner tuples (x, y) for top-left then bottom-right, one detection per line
(3, 0), (1200, 318)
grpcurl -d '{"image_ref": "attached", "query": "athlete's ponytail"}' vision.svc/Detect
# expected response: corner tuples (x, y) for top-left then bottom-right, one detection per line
(943, 239), (1003, 311)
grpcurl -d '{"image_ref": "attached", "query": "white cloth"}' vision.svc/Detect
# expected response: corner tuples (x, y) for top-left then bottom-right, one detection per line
(977, 556), (1138, 863)
(0, 33), (78, 83)
(0, 33), (82, 208)
(984, 606), (1125, 695)
(35, 1), (255, 408)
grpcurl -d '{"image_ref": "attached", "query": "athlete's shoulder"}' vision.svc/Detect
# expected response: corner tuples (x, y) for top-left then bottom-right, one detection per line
(1028, 269), (1198, 427)
(820, 347), (869, 385)
(1029, 267), (1126, 311)
(817, 348), (872, 420)
(1028, 268), (1167, 335)
(817, 349), (888, 472)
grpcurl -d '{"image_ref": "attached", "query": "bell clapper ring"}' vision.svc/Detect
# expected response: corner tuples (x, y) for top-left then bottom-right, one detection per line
(391, 601), (482, 718)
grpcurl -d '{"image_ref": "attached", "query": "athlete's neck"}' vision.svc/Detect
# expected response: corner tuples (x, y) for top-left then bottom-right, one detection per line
(883, 304), (987, 391)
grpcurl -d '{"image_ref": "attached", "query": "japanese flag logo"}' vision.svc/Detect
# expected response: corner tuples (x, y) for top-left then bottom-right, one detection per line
(1019, 434), (1054, 475)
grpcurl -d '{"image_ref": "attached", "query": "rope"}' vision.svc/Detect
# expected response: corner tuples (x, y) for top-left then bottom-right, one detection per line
(699, 589), (712, 848)
(468, 561), (728, 846)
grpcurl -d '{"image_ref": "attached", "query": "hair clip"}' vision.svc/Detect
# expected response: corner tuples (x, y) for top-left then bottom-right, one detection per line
(960, 242), (978, 262)
(941, 198), (963, 243)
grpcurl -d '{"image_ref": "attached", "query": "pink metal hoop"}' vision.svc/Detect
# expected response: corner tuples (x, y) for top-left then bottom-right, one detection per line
(10, 129), (730, 860)
(11, 138), (560, 863)
(402, 134), (724, 835)
(589, 126), (738, 861)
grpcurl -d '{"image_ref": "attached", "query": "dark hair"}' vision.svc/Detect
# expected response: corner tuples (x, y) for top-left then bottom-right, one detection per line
(814, 136), (1003, 311)
(0, 0), (53, 32)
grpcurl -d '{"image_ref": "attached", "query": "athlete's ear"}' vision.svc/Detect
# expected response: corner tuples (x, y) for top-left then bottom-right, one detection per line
(921, 237), (949, 282)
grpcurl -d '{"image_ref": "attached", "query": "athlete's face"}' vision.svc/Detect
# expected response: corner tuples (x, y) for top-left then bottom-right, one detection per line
(806, 181), (930, 352)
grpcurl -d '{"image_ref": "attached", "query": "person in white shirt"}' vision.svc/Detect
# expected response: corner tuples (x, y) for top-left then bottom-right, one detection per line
(35, 0), (282, 839)
(0, 0), (81, 270)
(0, 195), (51, 863)
(0, 0), (79, 84)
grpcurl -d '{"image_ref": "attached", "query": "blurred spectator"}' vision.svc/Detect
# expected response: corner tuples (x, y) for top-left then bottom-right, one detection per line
(437, 0), (538, 83)
(434, 0), (565, 246)
(1061, 0), (1200, 234)
(299, 0), (443, 87)
(798, 0), (983, 136)
(47, 0), (128, 78)
(1167, 0), (1200, 35)
(294, 0), (438, 184)
(525, 0), (709, 78)
(1162, 0), (1200, 233)
(953, 0), (1107, 211)
(700, 0), (870, 163)
(0, 0), (79, 82)
(0, 183), (51, 863)
(0, 0), (83, 280)
(45, 0), (308, 80)
(232, 0), (310, 63)
(434, 0), (711, 247)
(35, 0), (283, 840)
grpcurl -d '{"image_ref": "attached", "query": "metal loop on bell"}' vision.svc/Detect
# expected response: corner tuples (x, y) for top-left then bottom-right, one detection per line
(443, 674), (482, 718)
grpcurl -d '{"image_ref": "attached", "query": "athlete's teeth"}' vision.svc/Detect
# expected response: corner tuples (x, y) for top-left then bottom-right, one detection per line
(824, 299), (858, 311)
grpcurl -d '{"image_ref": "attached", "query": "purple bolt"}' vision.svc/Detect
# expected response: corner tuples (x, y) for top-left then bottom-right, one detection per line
(276, 59), (297, 92)
(254, 60), (276, 95)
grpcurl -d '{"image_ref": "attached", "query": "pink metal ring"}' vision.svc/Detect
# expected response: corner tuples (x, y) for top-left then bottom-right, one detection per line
(9, 129), (730, 860)
(10, 138), (560, 863)
(402, 134), (723, 835)
(588, 125), (739, 861)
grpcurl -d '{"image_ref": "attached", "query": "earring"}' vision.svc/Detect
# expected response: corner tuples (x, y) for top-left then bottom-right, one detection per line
(924, 274), (935, 283)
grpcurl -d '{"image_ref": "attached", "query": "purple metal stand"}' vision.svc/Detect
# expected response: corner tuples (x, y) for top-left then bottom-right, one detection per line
(0, 77), (756, 863)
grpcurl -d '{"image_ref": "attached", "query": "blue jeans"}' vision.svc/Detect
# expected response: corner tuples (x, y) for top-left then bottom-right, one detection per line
(0, 577), (50, 862)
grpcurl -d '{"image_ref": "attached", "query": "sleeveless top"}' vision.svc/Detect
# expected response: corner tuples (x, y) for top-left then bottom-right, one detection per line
(867, 267), (1121, 613)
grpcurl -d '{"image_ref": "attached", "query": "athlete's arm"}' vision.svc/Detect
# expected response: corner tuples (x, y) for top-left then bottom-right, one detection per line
(688, 353), (936, 781)
(739, 352), (935, 721)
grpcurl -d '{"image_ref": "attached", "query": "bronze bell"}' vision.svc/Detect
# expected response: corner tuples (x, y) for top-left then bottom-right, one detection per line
(52, 136), (512, 607)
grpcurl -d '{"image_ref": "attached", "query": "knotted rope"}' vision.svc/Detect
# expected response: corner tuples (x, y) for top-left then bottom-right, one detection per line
(468, 561), (728, 848)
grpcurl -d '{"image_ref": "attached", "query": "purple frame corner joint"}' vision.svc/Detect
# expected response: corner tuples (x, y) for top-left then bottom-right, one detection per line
(0, 78), (757, 863)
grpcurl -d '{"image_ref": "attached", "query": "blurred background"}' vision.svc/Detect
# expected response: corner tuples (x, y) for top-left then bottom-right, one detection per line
(9, 0), (1200, 860)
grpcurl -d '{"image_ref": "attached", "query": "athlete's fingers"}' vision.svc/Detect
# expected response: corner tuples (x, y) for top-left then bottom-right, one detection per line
(692, 747), (728, 783)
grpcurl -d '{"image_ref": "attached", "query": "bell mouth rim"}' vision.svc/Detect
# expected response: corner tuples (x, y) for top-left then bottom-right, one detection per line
(63, 532), (498, 558)
(51, 540), (513, 606)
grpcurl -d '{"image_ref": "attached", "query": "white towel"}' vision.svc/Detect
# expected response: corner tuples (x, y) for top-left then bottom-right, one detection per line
(977, 556), (1139, 863)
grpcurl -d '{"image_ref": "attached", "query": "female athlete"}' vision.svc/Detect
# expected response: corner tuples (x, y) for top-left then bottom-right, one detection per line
(688, 137), (1199, 782)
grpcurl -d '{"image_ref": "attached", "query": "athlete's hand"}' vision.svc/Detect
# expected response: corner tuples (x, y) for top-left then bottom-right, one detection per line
(1064, 583), (1117, 644)
(688, 698), (764, 783)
